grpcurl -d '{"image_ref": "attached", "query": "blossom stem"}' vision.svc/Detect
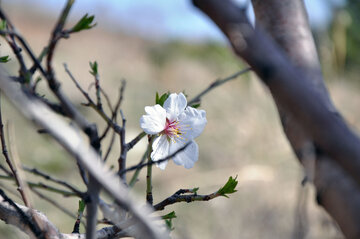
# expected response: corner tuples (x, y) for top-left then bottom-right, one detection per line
(128, 148), (149, 188)
(146, 136), (154, 205)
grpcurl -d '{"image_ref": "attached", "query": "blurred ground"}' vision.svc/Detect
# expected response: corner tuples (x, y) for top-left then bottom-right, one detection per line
(0, 3), (359, 239)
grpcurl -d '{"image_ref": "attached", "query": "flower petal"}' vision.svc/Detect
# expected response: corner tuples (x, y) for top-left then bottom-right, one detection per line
(151, 135), (170, 170)
(140, 105), (166, 135)
(171, 141), (199, 169)
(163, 93), (187, 122)
(178, 107), (207, 140)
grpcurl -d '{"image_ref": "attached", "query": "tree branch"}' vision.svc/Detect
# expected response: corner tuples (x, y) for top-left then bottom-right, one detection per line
(153, 188), (220, 211)
(0, 66), (167, 239)
(192, 1), (360, 237)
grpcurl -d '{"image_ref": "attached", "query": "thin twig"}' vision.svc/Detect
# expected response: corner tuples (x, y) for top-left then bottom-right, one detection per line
(64, 63), (122, 134)
(0, 162), (11, 176)
(153, 188), (221, 211)
(187, 67), (251, 106)
(0, 29), (47, 78)
(77, 161), (89, 185)
(0, 174), (78, 197)
(0, 93), (30, 206)
(128, 149), (149, 188)
(119, 141), (191, 176)
(103, 130), (116, 162)
(46, 0), (74, 88)
(146, 137), (154, 205)
(23, 166), (86, 198)
(31, 187), (77, 221)
(93, 70), (102, 111)
(103, 83), (125, 162)
(126, 131), (146, 151)
(0, 9), (28, 78)
(118, 110), (127, 182)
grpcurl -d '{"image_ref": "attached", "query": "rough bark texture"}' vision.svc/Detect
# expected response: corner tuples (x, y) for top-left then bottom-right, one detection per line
(192, 0), (360, 238)
(251, 1), (360, 238)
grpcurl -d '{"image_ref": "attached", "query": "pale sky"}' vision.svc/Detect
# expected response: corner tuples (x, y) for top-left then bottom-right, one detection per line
(7, 0), (346, 42)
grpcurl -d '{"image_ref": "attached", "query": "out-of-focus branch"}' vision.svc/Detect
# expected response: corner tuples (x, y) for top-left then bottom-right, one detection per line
(126, 131), (146, 151)
(23, 166), (86, 198)
(251, 1), (360, 238)
(0, 94), (30, 206)
(0, 190), (46, 239)
(192, 0), (360, 238)
(64, 63), (122, 134)
(192, 1), (360, 184)
(0, 195), (129, 239)
(187, 67), (251, 106)
(120, 141), (191, 176)
(0, 67), (166, 239)
(31, 187), (77, 221)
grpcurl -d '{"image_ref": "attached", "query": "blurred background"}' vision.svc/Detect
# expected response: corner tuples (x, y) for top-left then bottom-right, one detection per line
(0, 0), (359, 238)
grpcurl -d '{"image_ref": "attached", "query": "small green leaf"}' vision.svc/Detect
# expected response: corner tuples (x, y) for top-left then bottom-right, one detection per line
(155, 92), (160, 105)
(71, 14), (96, 33)
(190, 103), (201, 108)
(89, 61), (98, 76)
(217, 176), (238, 198)
(161, 211), (177, 220)
(0, 20), (7, 31)
(191, 187), (199, 194)
(155, 92), (169, 106)
(0, 55), (10, 63)
(165, 219), (174, 231)
(78, 200), (86, 213)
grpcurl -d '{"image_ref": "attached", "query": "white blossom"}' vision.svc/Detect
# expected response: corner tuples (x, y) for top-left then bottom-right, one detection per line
(140, 93), (207, 169)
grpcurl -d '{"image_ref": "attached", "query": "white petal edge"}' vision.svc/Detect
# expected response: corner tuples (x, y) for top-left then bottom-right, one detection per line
(178, 107), (207, 140)
(140, 105), (166, 135)
(172, 141), (199, 169)
(163, 93), (187, 122)
(151, 135), (170, 170)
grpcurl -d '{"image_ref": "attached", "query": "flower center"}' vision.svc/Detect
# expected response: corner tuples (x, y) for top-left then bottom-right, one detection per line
(163, 119), (182, 140)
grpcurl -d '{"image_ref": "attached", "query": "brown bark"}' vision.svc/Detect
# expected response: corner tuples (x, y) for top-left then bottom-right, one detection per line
(192, 0), (360, 238)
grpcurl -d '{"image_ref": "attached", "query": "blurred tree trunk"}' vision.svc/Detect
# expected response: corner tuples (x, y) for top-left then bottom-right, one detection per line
(192, 0), (360, 238)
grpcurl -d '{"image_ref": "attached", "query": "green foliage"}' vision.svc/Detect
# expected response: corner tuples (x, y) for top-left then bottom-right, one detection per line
(0, 20), (6, 32)
(77, 200), (86, 213)
(156, 92), (169, 106)
(161, 211), (177, 220)
(190, 103), (201, 109)
(0, 55), (10, 63)
(217, 176), (238, 198)
(89, 61), (98, 76)
(71, 14), (96, 33)
(162, 211), (176, 231)
(191, 187), (199, 194)
(165, 219), (174, 231)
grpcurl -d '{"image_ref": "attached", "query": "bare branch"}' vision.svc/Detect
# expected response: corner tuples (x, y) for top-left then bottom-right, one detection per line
(187, 67), (251, 106)
(64, 63), (122, 134)
(192, 1), (360, 237)
(120, 141), (192, 176)
(0, 67), (167, 239)
(0, 93), (30, 206)
(0, 190), (45, 239)
(126, 131), (146, 151)
(23, 166), (86, 198)
(31, 187), (77, 221)
(153, 188), (220, 211)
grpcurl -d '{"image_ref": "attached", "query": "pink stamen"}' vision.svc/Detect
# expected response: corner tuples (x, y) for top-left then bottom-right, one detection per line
(163, 119), (181, 138)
